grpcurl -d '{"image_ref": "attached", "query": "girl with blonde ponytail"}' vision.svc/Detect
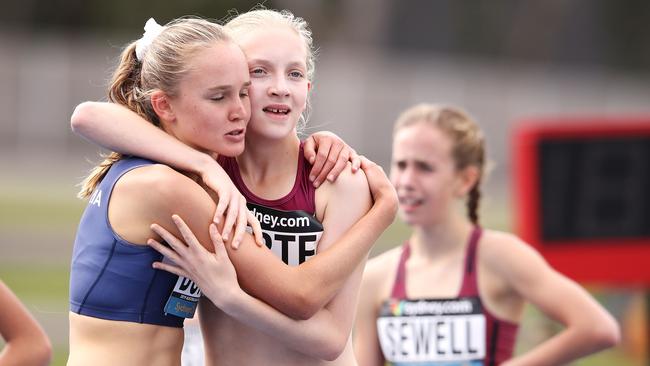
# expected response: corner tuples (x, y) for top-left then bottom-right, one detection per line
(354, 103), (620, 366)
(68, 17), (253, 366)
(69, 12), (397, 366)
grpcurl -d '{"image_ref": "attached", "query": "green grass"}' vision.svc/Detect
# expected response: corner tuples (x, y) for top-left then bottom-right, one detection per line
(51, 346), (69, 366)
(0, 264), (70, 303)
(0, 194), (84, 230)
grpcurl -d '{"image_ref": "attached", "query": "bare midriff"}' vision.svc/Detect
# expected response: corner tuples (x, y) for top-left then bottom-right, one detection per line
(68, 312), (184, 366)
(199, 301), (359, 366)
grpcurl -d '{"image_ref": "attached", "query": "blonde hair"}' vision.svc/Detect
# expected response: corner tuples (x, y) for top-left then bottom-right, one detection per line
(78, 17), (231, 199)
(394, 104), (486, 225)
(225, 8), (316, 132)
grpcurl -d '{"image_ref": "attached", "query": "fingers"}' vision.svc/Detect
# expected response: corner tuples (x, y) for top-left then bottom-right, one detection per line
(209, 223), (225, 252)
(231, 196), (248, 249)
(246, 210), (264, 247)
(213, 189), (229, 225)
(171, 215), (207, 252)
(312, 141), (343, 187)
(309, 138), (332, 185)
(303, 135), (317, 165)
(358, 156), (395, 205)
(148, 237), (183, 263)
(349, 148), (361, 172)
(221, 193), (239, 242)
(325, 147), (350, 183)
(359, 156), (381, 187)
(210, 223), (229, 259)
(359, 155), (377, 171)
(150, 223), (187, 254)
(151, 261), (192, 279)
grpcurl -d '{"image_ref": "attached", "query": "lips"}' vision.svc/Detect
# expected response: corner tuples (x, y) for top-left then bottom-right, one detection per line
(398, 196), (424, 212)
(262, 104), (291, 115)
(226, 128), (245, 136)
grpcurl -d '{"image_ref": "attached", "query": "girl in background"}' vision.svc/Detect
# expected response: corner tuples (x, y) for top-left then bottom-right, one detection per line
(0, 280), (51, 366)
(354, 103), (620, 365)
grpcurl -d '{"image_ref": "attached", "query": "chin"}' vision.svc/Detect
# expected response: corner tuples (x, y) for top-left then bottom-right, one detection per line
(219, 142), (245, 157)
(398, 212), (418, 226)
(399, 211), (434, 228)
(252, 127), (294, 141)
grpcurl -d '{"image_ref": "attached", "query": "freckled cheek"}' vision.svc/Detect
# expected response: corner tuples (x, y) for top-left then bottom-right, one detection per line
(248, 88), (265, 107)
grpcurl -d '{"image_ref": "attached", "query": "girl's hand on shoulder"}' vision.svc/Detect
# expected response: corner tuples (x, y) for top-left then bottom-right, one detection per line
(304, 131), (361, 187)
(199, 158), (263, 249)
(359, 156), (398, 214)
(147, 215), (241, 306)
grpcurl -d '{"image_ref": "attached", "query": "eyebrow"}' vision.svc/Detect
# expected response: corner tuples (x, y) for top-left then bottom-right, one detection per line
(287, 61), (306, 69)
(248, 58), (306, 70)
(207, 81), (251, 92)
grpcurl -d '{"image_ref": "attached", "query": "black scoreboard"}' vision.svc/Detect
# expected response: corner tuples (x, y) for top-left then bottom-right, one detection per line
(513, 118), (650, 285)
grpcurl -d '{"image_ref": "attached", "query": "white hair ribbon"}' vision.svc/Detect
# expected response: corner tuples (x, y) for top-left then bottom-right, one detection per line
(135, 18), (164, 61)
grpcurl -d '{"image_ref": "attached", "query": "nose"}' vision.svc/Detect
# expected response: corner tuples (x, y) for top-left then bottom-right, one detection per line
(229, 96), (250, 122)
(392, 165), (416, 191)
(268, 75), (290, 97)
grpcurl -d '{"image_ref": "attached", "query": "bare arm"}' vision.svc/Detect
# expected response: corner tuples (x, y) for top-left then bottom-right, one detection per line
(353, 253), (393, 366)
(71, 101), (262, 247)
(222, 158), (397, 319)
(71, 102), (357, 242)
(0, 281), (52, 366)
(271, 163), (373, 358)
(71, 101), (213, 175)
(489, 234), (620, 366)
(123, 161), (397, 320)
(150, 165), (382, 360)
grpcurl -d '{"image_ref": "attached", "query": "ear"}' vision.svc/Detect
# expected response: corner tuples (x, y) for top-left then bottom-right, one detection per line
(299, 82), (312, 112)
(150, 90), (175, 123)
(454, 165), (480, 197)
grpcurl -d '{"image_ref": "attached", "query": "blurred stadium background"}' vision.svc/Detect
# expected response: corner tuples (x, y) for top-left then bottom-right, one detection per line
(0, 0), (649, 364)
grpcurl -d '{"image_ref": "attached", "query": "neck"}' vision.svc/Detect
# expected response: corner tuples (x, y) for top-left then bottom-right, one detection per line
(409, 213), (473, 260)
(238, 134), (301, 182)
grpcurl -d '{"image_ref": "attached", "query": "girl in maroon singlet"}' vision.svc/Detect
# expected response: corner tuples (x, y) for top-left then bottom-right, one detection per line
(354, 104), (620, 365)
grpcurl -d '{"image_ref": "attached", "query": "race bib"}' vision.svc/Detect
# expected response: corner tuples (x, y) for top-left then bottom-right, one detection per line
(248, 203), (324, 266)
(377, 297), (486, 365)
(164, 275), (201, 318)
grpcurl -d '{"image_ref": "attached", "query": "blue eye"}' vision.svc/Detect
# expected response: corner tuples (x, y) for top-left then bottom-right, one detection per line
(289, 71), (304, 79)
(250, 68), (265, 76)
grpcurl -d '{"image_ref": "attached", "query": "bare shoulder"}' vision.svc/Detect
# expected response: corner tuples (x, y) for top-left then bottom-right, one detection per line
(359, 245), (404, 306)
(316, 163), (371, 221)
(324, 163), (369, 194)
(110, 163), (213, 243)
(480, 229), (540, 261)
(115, 164), (203, 205)
(364, 245), (403, 285)
(479, 229), (551, 283)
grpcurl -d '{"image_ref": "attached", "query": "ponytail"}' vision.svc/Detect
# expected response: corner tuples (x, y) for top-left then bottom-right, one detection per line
(78, 43), (147, 199)
(77, 152), (122, 199)
(467, 181), (481, 226)
(107, 43), (159, 126)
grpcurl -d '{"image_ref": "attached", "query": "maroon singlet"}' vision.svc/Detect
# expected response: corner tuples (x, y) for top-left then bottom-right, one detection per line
(376, 226), (519, 365)
(217, 142), (323, 266)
